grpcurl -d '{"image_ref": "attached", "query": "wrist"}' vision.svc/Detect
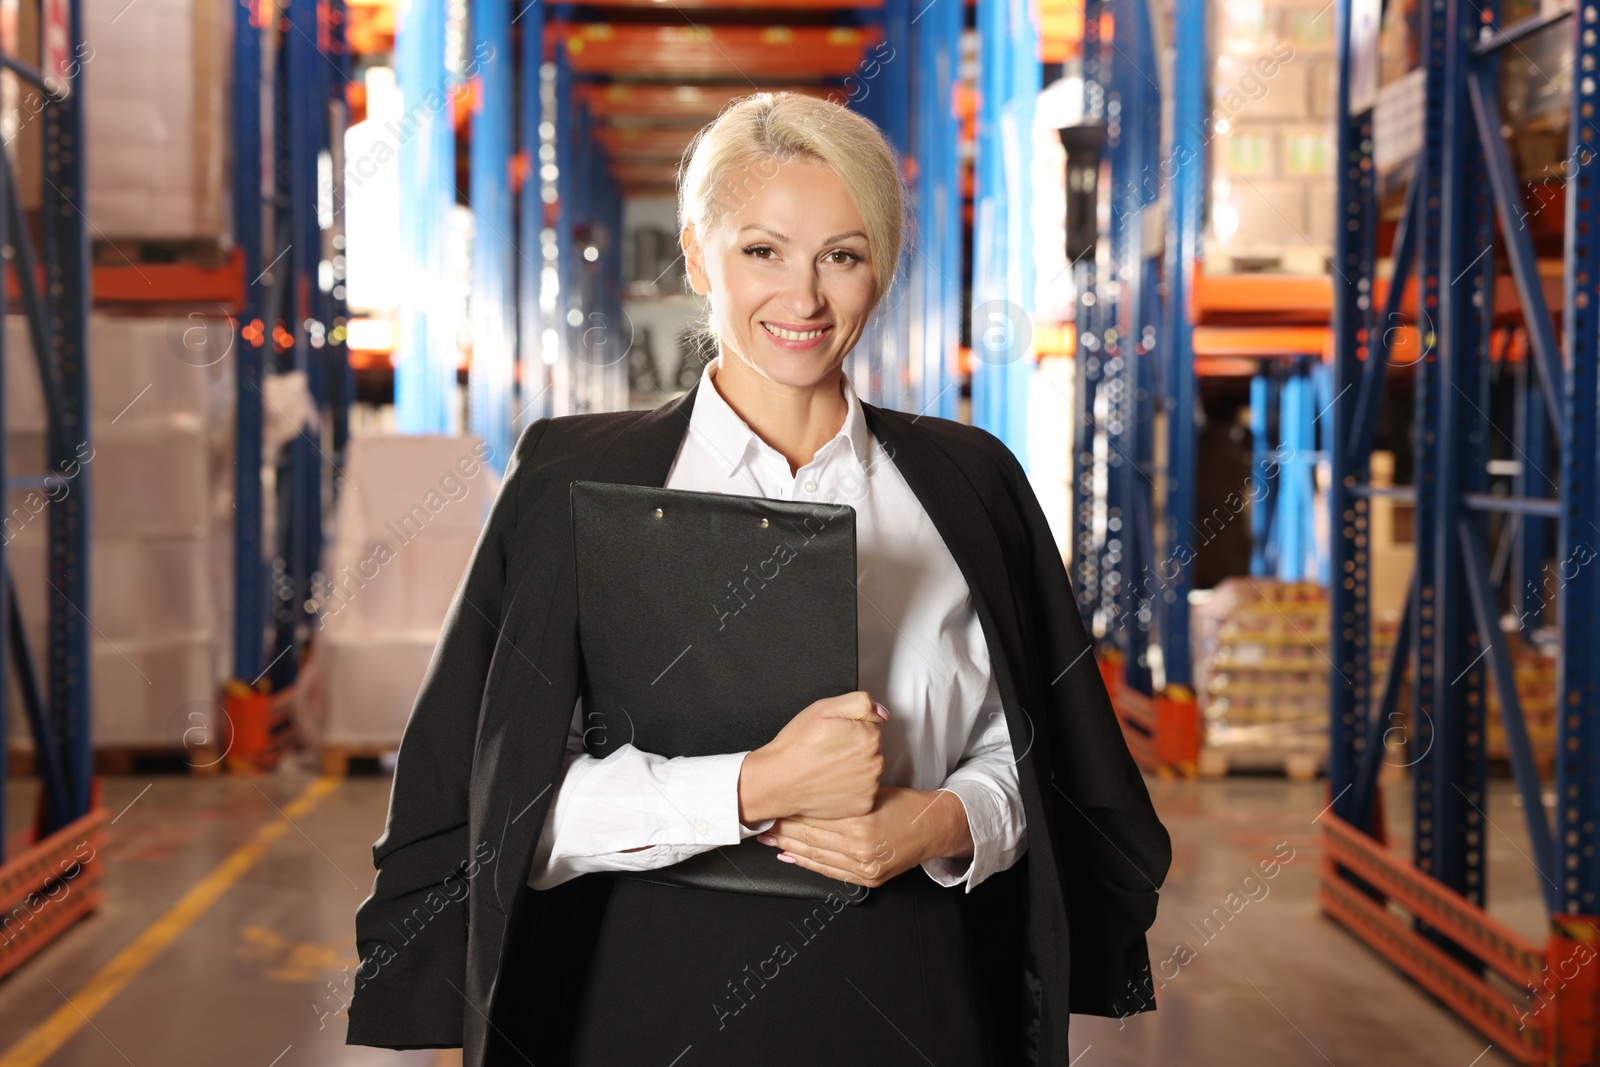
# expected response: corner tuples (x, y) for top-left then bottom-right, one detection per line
(738, 746), (788, 825)
(927, 788), (975, 863)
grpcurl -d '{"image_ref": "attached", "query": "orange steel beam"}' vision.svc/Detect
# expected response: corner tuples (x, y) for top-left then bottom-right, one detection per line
(551, 24), (879, 79)
(578, 83), (834, 120)
(575, 0), (882, 7)
(0, 803), (108, 981)
(613, 162), (683, 186)
(595, 125), (699, 161)
(1193, 324), (1331, 359)
(1317, 813), (1591, 1067)
(8, 248), (248, 309)
(1191, 270), (1564, 329)
(90, 247), (247, 309)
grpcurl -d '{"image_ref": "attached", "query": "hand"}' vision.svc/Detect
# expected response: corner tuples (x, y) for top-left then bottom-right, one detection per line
(739, 691), (887, 823)
(755, 786), (974, 889)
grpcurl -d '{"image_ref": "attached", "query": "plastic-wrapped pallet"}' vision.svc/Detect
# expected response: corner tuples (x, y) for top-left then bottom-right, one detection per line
(83, 0), (233, 241)
(296, 434), (500, 750)
(4, 314), (234, 751)
(1193, 576), (1331, 774)
(1204, 0), (1337, 274)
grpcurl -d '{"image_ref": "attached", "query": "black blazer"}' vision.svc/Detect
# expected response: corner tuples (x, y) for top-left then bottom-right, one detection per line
(345, 379), (1172, 1065)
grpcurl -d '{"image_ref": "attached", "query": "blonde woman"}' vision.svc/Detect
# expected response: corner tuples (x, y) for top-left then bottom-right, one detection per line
(347, 92), (1170, 1067)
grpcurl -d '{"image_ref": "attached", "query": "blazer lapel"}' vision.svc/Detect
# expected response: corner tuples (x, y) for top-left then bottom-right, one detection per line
(587, 377), (702, 487)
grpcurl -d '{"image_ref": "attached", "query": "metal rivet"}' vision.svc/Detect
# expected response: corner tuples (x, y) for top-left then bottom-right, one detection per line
(653, 508), (663, 518)
(760, 517), (768, 528)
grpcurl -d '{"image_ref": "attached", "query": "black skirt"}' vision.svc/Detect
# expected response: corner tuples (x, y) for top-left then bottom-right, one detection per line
(566, 865), (1003, 1067)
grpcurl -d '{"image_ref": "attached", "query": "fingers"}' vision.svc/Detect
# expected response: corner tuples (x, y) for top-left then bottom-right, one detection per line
(776, 849), (868, 887)
(827, 691), (888, 722)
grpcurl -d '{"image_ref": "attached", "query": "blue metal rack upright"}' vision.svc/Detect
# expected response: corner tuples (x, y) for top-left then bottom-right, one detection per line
(1064, 0), (1203, 774)
(970, 0), (1039, 454)
(904, 0), (963, 421)
(1320, 1), (1600, 1060)
(470, 0), (515, 471)
(228, 0), (350, 704)
(0, 0), (109, 978)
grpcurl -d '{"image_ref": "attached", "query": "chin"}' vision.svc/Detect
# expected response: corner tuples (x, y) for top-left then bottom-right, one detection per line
(734, 336), (850, 387)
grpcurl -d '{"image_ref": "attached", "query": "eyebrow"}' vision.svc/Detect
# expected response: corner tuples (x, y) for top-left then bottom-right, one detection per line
(739, 225), (868, 245)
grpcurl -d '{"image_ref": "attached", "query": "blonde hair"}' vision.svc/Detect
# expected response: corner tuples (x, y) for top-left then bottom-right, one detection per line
(677, 92), (906, 311)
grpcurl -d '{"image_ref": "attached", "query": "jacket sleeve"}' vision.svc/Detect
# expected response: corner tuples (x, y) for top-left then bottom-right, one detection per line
(344, 418), (549, 1050)
(996, 442), (1173, 1018)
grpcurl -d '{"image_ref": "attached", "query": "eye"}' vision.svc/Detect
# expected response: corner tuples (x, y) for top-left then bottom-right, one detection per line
(826, 249), (864, 265)
(741, 244), (775, 259)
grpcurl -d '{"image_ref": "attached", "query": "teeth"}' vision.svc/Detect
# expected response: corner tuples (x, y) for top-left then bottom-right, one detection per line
(764, 323), (827, 341)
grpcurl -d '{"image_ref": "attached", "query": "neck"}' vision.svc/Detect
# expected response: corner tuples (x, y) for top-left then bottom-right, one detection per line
(709, 352), (849, 477)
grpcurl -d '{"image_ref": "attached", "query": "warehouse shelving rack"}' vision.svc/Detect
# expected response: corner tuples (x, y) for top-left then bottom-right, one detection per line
(1070, 0), (1203, 776)
(226, 0), (351, 747)
(0, 0), (108, 977)
(525, 0), (966, 423)
(1320, 1), (1600, 1062)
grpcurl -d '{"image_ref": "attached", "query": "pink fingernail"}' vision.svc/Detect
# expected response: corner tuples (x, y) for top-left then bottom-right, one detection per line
(776, 853), (797, 863)
(875, 702), (889, 720)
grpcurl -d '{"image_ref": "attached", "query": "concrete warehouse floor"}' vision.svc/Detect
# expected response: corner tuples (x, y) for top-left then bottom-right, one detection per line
(0, 769), (1546, 1066)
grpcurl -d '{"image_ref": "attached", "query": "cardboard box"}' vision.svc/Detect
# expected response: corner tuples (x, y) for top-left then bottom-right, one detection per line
(1219, 123), (1279, 178)
(1226, 178), (1309, 244)
(1305, 179), (1337, 244)
(84, 0), (234, 242)
(1215, 52), (1309, 120)
(1309, 57), (1337, 119)
(1281, 124), (1333, 178)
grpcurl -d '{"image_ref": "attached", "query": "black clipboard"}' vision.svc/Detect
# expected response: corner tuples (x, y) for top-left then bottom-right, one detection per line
(569, 479), (863, 902)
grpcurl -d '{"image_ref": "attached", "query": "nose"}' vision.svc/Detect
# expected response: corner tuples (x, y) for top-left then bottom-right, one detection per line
(781, 262), (827, 319)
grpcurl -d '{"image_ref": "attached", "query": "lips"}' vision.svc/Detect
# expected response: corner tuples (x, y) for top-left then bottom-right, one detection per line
(762, 322), (831, 341)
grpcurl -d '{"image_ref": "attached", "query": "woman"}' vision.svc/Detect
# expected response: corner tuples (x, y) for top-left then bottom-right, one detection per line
(346, 92), (1170, 1067)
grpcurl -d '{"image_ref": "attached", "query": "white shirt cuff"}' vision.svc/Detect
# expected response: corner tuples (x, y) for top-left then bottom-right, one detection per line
(921, 782), (1004, 892)
(736, 751), (777, 837)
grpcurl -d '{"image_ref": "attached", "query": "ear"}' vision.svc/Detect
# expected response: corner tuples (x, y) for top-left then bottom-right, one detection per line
(681, 223), (710, 296)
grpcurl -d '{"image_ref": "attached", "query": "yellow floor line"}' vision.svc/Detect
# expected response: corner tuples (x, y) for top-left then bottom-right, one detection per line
(0, 775), (344, 1067)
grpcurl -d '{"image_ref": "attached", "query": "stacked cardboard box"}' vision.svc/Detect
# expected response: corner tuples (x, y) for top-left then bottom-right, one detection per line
(3, 0), (233, 241)
(4, 315), (234, 752)
(82, 0), (233, 243)
(1206, 0), (1336, 274)
(1193, 577), (1330, 760)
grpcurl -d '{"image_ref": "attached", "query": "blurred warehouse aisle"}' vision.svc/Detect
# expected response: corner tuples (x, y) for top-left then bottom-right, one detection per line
(0, 772), (1541, 1066)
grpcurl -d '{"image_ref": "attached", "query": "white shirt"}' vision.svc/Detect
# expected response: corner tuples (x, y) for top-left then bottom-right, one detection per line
(526, 356), (1027, 893)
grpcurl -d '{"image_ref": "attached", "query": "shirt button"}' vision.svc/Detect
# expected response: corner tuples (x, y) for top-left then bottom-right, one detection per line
(803, 479), (817, 492)
(695, 820), (709, 835)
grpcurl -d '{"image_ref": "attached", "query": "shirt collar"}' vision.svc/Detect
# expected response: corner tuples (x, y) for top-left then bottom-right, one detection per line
(691, 354), (872, 480)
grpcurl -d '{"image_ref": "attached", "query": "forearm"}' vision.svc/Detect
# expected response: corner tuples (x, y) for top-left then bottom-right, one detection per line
(527, 745), (771, 889)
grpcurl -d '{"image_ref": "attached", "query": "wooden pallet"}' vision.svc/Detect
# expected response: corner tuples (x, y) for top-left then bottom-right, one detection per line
(8, 745), (225, 777)
(1198, 745), (1324, 781)
(91, 236), (233, 268)
(318, 745), (399, 776)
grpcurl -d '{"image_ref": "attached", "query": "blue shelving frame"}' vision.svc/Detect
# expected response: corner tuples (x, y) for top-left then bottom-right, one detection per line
(1323, 0), (1600, 1052)
(1067, 0), (1201, 701)
(231, 0), (350, 694)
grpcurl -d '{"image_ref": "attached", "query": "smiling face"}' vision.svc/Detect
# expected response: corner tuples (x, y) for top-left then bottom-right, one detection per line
(681, 157), (878, 389)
